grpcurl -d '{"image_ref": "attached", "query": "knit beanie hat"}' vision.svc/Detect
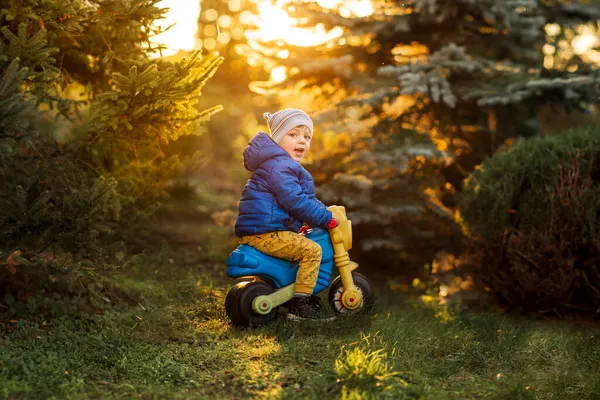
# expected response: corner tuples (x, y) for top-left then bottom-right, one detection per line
(263, 108), (313, 144)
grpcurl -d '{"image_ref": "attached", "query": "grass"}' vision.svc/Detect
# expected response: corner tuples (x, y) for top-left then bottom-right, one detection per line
(1, 224), (600, 399)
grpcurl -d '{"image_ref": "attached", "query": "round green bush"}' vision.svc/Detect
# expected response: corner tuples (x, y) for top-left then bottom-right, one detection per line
(458, 126), (600, 313)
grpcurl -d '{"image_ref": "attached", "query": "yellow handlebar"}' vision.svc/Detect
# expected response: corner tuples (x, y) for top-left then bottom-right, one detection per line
(327, 205), (352, 251)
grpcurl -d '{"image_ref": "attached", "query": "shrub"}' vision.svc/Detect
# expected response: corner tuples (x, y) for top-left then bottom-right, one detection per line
(458, 126), (600, 313)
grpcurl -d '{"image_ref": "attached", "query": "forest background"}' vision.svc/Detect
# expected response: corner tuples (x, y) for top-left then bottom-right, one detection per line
(194, 0), (600, 313)
(1, 0), (600, 398)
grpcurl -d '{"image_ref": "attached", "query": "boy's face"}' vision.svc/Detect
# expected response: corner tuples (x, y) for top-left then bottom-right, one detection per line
(278, 125), (312, 162)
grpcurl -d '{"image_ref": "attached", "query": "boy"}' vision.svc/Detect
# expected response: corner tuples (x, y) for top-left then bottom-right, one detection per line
(234, 108), (339, 319)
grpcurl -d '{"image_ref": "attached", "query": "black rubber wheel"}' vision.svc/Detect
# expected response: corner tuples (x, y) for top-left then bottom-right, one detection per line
(225, 280), (277, 327)
(328, 272), (375, 314)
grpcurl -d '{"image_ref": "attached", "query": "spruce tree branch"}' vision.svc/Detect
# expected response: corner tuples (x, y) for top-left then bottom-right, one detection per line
(97, 28), (113, 52)
(36, 238), (57, 255)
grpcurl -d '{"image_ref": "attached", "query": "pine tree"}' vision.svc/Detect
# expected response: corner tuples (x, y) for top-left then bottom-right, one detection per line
(0, 1), (222, 273)
(246, 0), (600, 270)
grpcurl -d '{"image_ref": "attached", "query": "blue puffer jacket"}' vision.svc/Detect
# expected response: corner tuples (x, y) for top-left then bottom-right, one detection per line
(234, 132), (333, 237)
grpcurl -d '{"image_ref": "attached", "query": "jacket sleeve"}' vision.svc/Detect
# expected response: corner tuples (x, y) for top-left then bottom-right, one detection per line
(267, 162), (333, 229)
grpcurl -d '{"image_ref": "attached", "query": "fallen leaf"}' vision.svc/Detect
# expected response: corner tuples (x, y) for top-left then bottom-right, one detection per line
(6, 250), (21, 274)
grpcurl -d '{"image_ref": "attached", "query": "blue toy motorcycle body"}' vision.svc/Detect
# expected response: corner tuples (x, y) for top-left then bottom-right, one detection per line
(226, 228), (334, 293)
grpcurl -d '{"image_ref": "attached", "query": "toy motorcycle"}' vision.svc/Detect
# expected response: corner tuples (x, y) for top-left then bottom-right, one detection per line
(225, 205), (375, 326)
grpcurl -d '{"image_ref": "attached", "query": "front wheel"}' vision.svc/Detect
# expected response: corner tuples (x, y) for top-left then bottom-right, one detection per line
(328, 272), (375, 314)
(225, 280), (277, 327)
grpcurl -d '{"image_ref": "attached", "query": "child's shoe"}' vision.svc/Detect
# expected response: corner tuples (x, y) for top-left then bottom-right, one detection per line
(286, 294), (334, 321)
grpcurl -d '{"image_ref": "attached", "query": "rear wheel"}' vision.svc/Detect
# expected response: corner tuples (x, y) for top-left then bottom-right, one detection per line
(225, 280), (277, 327)
(328, 272), (375, 314)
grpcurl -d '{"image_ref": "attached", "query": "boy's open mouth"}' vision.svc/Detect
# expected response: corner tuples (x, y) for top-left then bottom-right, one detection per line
(294, 148), (305, 157)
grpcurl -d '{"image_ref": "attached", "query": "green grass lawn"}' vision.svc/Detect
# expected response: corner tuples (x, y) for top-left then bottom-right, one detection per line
(1, 225), (599, 400)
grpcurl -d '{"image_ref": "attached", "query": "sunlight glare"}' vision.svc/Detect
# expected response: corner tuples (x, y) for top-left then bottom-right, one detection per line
(316, 0), (339, 8)
(340, 0), (374, 18)
(316, 0), (373, 17)
(544, 23), (600, 68)
(247, 0), (372, 47)
(247, 2), (344, 46)
(252, 3), (295, 42)
(149, 0), (200, 58)
(271, 66), (287, 82)
(545, 23), (560, 37)
(572, 33), (597, 55)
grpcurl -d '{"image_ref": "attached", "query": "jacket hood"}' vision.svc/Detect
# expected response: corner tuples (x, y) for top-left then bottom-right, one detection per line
(243, 132), (289, 171)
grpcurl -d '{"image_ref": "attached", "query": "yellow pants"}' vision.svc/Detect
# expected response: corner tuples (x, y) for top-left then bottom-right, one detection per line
(240, 231), (322, 294)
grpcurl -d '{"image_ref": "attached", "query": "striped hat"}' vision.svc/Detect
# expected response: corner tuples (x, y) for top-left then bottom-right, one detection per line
(263, 108), (313, 144)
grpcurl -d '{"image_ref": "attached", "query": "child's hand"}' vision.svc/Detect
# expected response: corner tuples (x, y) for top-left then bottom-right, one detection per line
(298, 225), (311, 235)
